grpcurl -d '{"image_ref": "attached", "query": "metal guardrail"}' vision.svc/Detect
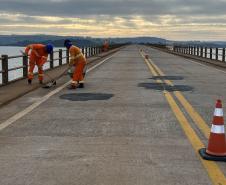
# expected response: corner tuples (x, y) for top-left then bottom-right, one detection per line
(0, 44), (123, 86)
(173, 46), (226, 62)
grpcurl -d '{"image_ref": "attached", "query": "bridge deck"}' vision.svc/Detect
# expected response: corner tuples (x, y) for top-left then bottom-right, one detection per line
(0, 45), (226, 184)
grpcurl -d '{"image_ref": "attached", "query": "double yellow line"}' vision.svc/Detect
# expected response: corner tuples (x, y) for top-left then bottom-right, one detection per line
(140, 51), (226, 185)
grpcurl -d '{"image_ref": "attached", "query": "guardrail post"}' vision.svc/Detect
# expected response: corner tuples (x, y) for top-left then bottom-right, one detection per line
(222, 48), (225, 62)
(89, 47), (91, 57)
(216, 48), (218, 61)
(22, 55), (28, 78)
(200, 47), (203, 57)
(82, 47), (85, 55)
(50, 52), (54, 68)
(2, 55), (8, 84)
(205, 47), (207, 58)
(92, 47), (94, 56)
(85, 47), (88, 58)
(210, 48), (213, 59)
(66, 49), (69, 63)
(59, 49), (62, 66)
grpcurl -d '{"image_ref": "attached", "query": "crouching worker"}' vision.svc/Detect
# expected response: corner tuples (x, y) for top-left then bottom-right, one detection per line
(25, 44), (53, 84)
(64, 39), (87, 89)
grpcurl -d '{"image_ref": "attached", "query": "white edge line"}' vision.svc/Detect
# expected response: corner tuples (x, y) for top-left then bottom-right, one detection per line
(0, 54), (116, 131)
(185, 58), (226, 75)
(147, 46), (226, 75)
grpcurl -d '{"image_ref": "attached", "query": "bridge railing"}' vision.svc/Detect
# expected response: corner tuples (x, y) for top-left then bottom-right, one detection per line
(173, 46), (226, 62)
(0, 44), (122, 86)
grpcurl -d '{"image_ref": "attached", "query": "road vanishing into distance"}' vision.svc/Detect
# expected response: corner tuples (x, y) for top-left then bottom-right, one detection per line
(0, 45), (226, 185)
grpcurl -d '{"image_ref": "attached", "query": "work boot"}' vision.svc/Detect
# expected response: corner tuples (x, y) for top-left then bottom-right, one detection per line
(78, 83), (84, 88)
(39, 80), (43, 84)
(67, 84), (78, 90)
(28, 79), (32, 84)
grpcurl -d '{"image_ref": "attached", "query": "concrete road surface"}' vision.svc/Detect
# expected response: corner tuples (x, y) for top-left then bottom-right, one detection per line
(0, 45), (226, 185)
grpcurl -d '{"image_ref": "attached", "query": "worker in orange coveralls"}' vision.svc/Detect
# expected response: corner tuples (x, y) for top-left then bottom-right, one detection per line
(24, 44), (53, 84)
(64, 39), (87, 89)
(103, 40), (109, 52)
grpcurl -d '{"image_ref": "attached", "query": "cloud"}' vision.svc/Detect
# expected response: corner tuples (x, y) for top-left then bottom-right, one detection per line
(0, 0), (226, 40)
(1, 0), (226, 16)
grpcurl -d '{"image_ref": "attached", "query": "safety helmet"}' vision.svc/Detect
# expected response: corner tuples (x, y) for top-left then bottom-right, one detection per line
(64, 39), (72, 49)
(46, 44), (53, 54)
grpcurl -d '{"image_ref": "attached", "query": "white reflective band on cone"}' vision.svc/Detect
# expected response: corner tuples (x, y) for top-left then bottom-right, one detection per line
(211, 125), (225, 134)
(214, 108), (223, 117)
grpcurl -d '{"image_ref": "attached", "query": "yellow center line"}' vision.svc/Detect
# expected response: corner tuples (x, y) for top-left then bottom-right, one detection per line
(147, 54), (210, 139)
(139, 50), (226, 185)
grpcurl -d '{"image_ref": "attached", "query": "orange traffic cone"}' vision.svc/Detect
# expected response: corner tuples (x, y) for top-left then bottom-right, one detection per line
(199, 100), (226, 161)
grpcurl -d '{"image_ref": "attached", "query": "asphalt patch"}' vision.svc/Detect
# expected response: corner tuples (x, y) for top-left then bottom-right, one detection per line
(149, 76), (184, 80)
(138, 82), (193, 92)
(60, 93), (114, 101)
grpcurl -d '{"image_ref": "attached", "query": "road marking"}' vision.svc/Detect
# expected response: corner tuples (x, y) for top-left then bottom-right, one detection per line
(0, 54), (116, 131)
(148, 47), (226, 75)
(146, 56), (211, 139)
(140, 51), (226, 185)
(185, 58), (226, 75)
(165, 91), (226, 185)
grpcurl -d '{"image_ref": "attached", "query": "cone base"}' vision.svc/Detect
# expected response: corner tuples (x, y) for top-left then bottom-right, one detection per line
(199, 148), (226, 162)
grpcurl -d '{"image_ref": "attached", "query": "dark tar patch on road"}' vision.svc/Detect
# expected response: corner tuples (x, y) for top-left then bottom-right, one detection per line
(138, 82), (193, 92)
(149, 76), (184, 80)
(60, 93), (114, 101)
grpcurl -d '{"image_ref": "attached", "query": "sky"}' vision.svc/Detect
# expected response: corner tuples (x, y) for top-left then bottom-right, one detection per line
(0, 0), (226, 41)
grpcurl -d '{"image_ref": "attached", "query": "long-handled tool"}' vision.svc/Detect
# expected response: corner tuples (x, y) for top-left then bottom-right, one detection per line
(42, 73), (57, 89)
(20, 50), (59, 88)
(20, 50), (70, 89)
(42, 67), (69, 89)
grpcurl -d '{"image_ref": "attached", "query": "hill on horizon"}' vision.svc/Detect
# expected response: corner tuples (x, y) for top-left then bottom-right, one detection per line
(0, 35), (225, 48)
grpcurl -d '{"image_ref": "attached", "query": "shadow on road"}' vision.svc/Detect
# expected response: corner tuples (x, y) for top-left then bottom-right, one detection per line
(138, 82), (193, 92)
(60, 93), (114, 101)
(149, 76), (184, 80)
